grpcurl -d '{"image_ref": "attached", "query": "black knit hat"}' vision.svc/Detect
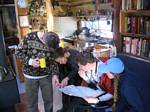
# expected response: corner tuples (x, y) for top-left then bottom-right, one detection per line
(43, 32), (60, 49)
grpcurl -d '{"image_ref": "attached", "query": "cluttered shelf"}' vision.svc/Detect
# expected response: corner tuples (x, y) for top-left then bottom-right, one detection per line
(62, 37), (116, 63)
(28, 16), (47, 19)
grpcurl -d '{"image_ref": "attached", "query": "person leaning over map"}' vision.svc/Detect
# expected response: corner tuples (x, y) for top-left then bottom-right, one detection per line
(65, 51), (124, 112)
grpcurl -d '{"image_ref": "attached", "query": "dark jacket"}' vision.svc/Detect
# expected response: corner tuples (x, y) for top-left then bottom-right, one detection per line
(59, 49), (81, 85)
(116, 71), (145, 112)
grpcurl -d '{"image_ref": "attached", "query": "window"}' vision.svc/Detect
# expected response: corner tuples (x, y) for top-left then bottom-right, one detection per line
(81, 17), (113, 39)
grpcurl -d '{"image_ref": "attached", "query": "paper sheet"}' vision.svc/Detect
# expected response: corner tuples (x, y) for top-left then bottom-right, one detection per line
(59, 85), (101, 98)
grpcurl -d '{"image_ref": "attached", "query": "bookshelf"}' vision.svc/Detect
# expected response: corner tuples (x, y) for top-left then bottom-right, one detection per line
(120, 0), (150, 60)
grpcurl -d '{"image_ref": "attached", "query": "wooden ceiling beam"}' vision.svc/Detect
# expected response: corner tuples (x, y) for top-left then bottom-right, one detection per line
(59, 0), (93, 7)
(70, 0), (93, 6)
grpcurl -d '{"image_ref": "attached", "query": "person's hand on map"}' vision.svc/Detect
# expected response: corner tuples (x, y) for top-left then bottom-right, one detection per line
(84, 96), (99, 104)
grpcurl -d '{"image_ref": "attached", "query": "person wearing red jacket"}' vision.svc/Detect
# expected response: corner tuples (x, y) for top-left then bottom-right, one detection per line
(82, 57), (124, 104)
(65, 52), (124, 112)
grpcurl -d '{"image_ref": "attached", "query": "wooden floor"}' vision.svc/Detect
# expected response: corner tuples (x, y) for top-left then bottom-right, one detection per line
(0, 93), (28, 112)
(15, 93), (27, 112)
(14, 84), (62, 112)
(12, 75), (62, 112)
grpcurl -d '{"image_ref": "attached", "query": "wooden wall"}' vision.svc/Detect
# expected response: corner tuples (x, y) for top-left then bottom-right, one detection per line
(15, 0), (29, 82)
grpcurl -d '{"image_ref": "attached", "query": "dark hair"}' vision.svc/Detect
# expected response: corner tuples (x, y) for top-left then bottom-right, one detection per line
(77, 51), (96, 65)
(54, 47), (68, 59)
(43, 32), (60, 49)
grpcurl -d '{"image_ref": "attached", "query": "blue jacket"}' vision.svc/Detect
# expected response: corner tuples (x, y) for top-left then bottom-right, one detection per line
(116, 71), (145, 112)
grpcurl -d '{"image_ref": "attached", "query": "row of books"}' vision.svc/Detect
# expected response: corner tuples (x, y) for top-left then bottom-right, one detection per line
(122, 0), (150, 10)
(98, 0), (112, 3)
(123, 16), (150, 35)
(123, 37), (150, 58)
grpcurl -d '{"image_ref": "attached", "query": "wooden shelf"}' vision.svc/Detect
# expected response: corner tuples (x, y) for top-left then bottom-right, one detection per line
(60, 1), (113, 8)
(75, 15), (110, 18)
(120, 10), (150, 16)
(28, 16), (47, 19)
(121, 53), (150, 61)
(120, 32), (150, 40)
(120, 4), (150, 61)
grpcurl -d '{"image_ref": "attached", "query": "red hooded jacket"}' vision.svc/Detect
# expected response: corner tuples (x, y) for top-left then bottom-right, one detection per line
(98, 74), (114, 95)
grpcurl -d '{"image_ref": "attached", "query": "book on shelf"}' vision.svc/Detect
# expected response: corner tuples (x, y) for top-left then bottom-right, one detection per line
(137, 0), (142, 10)
(127, 16), (131, 33)
(137, 17), (141, 34)
(123, 37), (131, 53)
(123, 37), (150, 58)
(142, 0), (150, 10)
(124, 17), (128, 33)
(140, 16), (144, 34)
(137, 38), (142, 55)
(122, 0), (150, 10)
(145, 19), (150, 35)
(144, 40), (150, 57)
(141, 40), (146, 56)
(131, 17), (136, 33)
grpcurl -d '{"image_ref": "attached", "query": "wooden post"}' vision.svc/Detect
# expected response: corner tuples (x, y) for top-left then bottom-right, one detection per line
(113, 0), (122, 52)
(95, 0), (100, 12)
(46, 0), (54, 31)
(14, 0), (29, 82)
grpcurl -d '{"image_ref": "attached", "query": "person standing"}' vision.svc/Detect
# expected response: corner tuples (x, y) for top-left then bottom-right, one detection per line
(16, 31), (60, 112)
